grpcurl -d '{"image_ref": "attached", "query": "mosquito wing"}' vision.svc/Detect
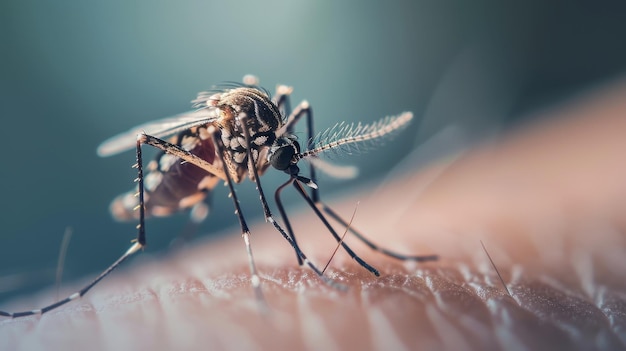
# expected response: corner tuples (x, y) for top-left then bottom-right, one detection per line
(97, 108), (219, 157)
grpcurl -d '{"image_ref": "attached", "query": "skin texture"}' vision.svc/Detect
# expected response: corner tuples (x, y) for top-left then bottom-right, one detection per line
(2, 78), (626, 351)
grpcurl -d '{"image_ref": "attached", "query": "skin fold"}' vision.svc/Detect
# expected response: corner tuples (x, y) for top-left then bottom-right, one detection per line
(1, 78), (626, 351)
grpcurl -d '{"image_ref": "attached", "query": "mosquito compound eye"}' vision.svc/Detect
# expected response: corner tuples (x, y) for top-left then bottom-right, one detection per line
(269, 145), (296, 170)
(268, 136), (300, 171)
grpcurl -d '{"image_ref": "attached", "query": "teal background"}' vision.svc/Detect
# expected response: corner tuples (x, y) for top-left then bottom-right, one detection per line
(1, 1), (626, 305)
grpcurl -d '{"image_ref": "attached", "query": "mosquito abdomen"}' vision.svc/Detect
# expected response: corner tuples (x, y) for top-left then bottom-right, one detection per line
(111, 131), (220, 221)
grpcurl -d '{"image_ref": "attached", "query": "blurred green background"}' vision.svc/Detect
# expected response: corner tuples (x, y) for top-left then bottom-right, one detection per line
(1, 1), (626, 306)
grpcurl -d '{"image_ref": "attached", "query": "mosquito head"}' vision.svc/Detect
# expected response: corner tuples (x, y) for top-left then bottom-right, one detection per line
(268, 134), (300, 171)
(267, 134), (318, 188)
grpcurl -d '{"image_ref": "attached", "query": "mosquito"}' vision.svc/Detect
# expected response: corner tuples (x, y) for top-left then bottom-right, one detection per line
(1, 76), (437, 318)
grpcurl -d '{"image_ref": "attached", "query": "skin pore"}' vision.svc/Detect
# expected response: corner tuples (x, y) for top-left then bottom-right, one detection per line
(2, 78), (626, 351)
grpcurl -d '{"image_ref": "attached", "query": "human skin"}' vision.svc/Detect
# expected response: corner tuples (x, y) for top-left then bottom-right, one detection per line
(1, 78), (626, 351)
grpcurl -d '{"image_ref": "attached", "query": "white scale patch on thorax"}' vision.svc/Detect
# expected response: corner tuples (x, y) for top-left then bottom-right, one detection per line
(253, 135), (268, 146)
(233, 151), (246, 164)
(236, 137), (246, 149)
(230, 137), (242, 150)
(221, 129), (231, 148)
(257, 124), (271, 132)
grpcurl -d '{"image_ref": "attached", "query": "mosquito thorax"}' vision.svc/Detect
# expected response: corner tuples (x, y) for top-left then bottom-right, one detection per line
(195, 86), (285, 171)
(200, 87), (282, 135)
(268, 134), (300, 171)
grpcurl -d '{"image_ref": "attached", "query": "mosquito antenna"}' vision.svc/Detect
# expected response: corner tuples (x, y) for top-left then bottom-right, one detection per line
(480, 240), (512, 297)
(322, 202), (359, 274)
(294, 112), (413, 161)
(55, 227), (73, 301)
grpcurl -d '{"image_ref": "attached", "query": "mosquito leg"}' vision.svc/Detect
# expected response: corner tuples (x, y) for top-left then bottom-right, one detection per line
(138, 133), (227, 182)
(137, 133), (227, 247)
(274, 101), (314, 265)
(0, 137), (153, 318)
(273, 84), (293, 119)
(267, 87), (307, 265)
(318, 202), (438, 262)
(273, 177), (300, 264)
(206, 126), (265, 304)
(134, 137), (148, 246)
(290, 180), (381, 276)
(169, 130), (212, 246)
(237, 115), (343, 289)
(268, 85), (305, 265)
(288, 105), (438, 263)
(0, 241), (143, 318)
(141, 129), (291, 302)
(141, 130), (340, 291)
(280, 106), (391, 274)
